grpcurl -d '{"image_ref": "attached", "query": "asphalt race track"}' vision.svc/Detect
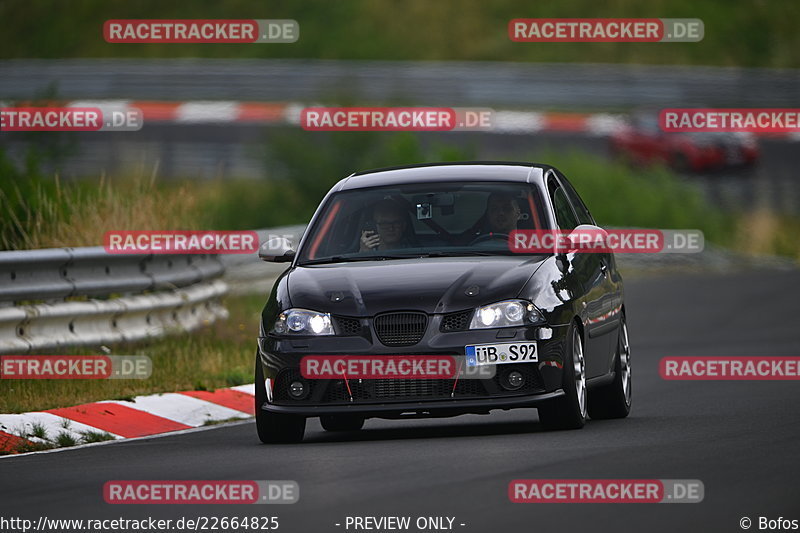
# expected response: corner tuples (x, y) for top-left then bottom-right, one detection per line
(1, 269), (798, 533)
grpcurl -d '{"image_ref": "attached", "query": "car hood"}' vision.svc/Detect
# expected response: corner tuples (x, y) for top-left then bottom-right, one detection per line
(286, 256), (546, 316)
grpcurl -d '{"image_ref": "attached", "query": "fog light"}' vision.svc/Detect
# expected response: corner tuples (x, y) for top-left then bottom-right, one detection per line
(288, 380), (307, 399)
(504, 370), (524, 390)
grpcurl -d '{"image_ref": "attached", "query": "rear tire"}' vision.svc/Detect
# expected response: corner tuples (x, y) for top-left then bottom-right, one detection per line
(255, 357), (306, 444)
(320, 415), (365, 432)
(588, 316), (632, 420)
(538, 321), (586, 430)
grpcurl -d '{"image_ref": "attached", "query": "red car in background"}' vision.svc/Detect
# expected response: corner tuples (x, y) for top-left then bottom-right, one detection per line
(610, 113), (759, 172)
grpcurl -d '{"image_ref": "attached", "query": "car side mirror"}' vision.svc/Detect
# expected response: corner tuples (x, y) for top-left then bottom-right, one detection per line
(258, 236), (296, 263)
(565, 224), (608, 252)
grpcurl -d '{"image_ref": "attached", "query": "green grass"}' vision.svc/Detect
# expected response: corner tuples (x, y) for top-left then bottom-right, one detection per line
(202, 417), (249, 427)
(0, 163), (201, 250)
(54, 432), (78, 448)
(80, 430), (115, 443)
(0, 0), (798, 67)
(29, 422), (48, 440)
(1, 130), (477, 249)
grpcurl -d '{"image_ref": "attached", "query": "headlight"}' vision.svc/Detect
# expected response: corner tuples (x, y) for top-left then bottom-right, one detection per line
(273, 309), (334, 336)
(469, 300), (545, 329)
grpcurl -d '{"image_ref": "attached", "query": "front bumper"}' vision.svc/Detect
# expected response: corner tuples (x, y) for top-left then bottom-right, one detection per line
(256, 319), (568, 418)
(260, 390), (566, 418)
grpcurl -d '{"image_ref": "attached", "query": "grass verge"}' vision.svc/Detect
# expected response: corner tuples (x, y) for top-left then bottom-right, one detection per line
(0, 167), (201, 250)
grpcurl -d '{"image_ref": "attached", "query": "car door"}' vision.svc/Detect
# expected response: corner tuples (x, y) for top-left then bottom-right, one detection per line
(547, 174), (615, 378)
(559, 172), (623, 375)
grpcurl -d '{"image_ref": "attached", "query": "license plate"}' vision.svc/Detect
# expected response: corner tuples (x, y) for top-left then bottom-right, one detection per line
(465, 342), (538, 366)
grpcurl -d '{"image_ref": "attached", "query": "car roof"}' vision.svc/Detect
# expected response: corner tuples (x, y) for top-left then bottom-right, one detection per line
(334, 162), (551, 191)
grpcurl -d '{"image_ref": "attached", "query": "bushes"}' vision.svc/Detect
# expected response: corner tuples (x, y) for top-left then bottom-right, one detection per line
(197, 130), (477, 229)
(543, 150), (732, 245)
(0, 132), (475, 248)
(2, 136), (796, 260)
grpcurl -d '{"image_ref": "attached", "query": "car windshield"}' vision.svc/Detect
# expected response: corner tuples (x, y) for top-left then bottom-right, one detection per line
(297, 181), (549, 264)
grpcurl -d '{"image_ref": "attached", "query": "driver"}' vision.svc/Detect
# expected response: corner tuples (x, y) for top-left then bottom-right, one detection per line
(359, 199), (415, 252)
(485, 192), (521, 234)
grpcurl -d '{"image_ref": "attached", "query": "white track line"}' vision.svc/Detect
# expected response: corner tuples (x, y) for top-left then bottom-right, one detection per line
(231, 383), (256, 395)
(101, 393), (250, 427)
(0, 419), (253, 460)
(176, 101), (239, 123)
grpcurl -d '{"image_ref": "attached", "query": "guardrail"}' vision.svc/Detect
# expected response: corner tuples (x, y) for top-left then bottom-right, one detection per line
(3, 59), (799, 107)
(0, 247), (229, 354)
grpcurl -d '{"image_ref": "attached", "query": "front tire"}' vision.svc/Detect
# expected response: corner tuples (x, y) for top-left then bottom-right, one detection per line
(538, 321), (587, 430)
(255, 356), (306, 444)
(588, 316), (632, 420)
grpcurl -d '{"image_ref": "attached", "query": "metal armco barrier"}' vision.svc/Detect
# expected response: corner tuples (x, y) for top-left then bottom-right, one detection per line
(0, 247), (229, 354)
(2, 59), (798, 108)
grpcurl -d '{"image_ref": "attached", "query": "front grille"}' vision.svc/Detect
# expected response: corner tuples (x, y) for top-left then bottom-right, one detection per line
(334, 316), (362, 336)
(322, 378), (484, 403)
(373, 378), (483, 399)
(273, 368), (546, 405)
(440, 310), (472, 332)
(373, 312), (427, 346)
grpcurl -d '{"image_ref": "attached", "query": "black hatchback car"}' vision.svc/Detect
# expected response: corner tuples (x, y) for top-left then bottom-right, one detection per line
(255, 162), (631, 443)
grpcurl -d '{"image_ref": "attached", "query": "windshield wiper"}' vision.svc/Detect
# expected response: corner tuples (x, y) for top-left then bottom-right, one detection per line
(299, 250), (527, 265)
(418, 250), (510, 257)
(299, 255), (412, 265)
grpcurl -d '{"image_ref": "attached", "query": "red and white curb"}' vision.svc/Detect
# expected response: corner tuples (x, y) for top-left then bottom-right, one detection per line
(0, 384), (255, 454)
(5, 100), (795, 140)
(61, 101), (645, 136)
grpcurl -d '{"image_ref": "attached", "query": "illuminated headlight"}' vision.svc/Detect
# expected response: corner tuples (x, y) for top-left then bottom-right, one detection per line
(469, 300), (545, 329)
(273, 309), (334, 335)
